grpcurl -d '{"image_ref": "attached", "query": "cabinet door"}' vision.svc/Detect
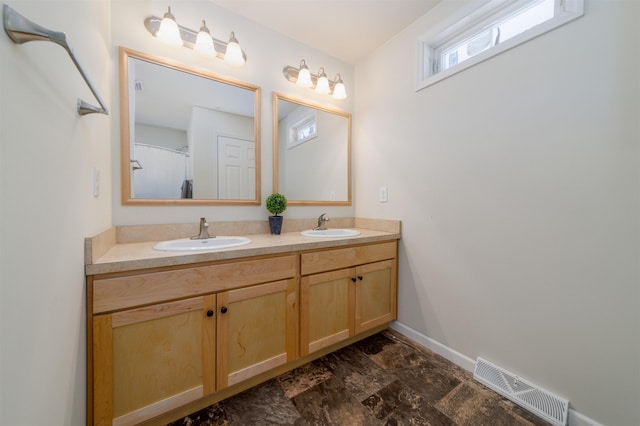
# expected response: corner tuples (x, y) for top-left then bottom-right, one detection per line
(93, 295), (216, 426)
(216, 279), (297, 390)
(300, 268), (355, 356)
(355, 259), (397, 334)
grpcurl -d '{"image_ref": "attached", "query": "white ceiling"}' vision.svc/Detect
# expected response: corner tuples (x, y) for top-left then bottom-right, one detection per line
(210, 0), (441, 64)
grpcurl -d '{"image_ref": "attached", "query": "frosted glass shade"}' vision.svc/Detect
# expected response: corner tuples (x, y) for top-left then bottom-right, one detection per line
(315, 74), (330, 94)
(297, 67), (312, 88)
(157, 8), (182, 47)
(332, 81), (347, 99)
(224, 32), (245, 66)
(195, 21), (215, 57)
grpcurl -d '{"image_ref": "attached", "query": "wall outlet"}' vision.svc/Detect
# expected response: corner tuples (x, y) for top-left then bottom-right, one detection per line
(379, 185), (388, 203)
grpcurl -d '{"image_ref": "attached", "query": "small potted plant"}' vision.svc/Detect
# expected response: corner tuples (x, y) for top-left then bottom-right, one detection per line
(265, 192), (287, 235)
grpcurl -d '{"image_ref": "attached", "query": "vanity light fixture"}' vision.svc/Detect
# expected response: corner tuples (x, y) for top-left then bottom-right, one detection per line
(283, 60), (347, 99)
(145, 6), (246, 65)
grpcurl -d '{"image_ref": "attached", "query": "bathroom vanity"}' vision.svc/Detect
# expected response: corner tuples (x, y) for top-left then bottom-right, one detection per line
(85, 219), (400, 425)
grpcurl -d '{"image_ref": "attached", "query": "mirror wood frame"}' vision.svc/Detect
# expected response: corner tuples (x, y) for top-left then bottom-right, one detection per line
(119, 46), (261, 206)
(272, 92), (352, 206)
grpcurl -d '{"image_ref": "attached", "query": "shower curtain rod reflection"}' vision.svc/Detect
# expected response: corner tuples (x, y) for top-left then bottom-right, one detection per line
(2, 4), (109, 116)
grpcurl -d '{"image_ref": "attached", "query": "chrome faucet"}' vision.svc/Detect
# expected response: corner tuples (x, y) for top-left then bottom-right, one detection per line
(191, 217), (213, 239)
(313, 213), (330, 230)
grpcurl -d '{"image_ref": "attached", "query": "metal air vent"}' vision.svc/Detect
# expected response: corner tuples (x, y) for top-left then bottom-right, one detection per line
(474, 357), (569, 426)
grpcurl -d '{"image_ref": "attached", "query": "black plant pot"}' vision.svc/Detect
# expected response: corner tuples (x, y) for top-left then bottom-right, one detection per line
(268, 215), (283, 235)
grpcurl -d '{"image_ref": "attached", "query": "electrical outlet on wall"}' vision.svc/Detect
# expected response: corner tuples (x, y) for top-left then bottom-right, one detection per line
(379, 185), (388, 202)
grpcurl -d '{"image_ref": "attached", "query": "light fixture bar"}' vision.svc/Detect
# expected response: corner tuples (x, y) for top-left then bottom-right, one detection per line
(144, 16), (247, 63)
(283, 65), (338, 92)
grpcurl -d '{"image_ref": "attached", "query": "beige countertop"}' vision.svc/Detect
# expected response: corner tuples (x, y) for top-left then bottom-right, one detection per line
(86, 218), (401, 276)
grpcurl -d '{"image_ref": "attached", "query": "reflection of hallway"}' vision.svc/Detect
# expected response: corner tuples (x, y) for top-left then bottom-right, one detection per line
(169, 330), (549, 425)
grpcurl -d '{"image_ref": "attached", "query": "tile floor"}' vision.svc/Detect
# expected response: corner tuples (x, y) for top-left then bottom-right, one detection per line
(168, 330), (549, 425)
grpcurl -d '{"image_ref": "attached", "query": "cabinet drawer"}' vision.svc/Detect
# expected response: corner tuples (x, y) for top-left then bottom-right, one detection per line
(301, 241), (397, 275)
(93, 255), (297, 314)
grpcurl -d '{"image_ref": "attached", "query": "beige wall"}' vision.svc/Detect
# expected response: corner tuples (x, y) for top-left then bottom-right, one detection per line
(0, 1), (112, 424)
(354, 0), (639, 424)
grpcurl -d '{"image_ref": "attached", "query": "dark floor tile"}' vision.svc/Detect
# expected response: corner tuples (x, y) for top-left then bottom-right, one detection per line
(277, 359), (333, 399)
(170, 331), (550, 426)
(223, 379), (303, 425)
(319, 345), (397, 401)
(435, 382), (550, 426)
(292, 375), (382, 426)
(382, 331), (471, 383)
(168, 402), (227, 426)
(353, 331), (398, 355)
(362, 379), (455, 426)
(367, 338), (461, 406)
(365, 333), (430, 371)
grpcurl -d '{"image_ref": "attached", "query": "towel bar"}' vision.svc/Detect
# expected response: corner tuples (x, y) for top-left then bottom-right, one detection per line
(3, 4), (109, 116)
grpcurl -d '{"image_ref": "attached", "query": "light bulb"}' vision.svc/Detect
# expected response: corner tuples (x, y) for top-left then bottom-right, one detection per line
(224, 32), (245, 66)
(296, 60), (312, 88)
(315, 67), (330, 94)
(194, 20), (215, 57)
(332, 75), (347, 99)
(156, 6), (182, 47)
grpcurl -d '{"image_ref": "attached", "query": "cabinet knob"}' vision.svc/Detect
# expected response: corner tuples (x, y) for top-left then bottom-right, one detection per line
(220, 306), (228, 314)
(351, 277), (357, 282)
(357, 275), (363, 281)
(206, 309), (214, 317)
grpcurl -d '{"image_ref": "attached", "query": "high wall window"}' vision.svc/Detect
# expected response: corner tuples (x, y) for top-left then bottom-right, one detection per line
(288, 111), (317, 149)
(417, 0), (584, 90)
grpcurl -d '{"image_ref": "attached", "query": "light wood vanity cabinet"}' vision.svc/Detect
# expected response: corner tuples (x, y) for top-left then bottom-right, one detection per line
(89, 255), (297, 426)
(88, 240), (398, 425)
(299, 241), (398, 356)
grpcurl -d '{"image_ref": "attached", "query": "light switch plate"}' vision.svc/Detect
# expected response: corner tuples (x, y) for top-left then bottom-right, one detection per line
(93, 168), (99, 197)
(379, 185), (388, 202)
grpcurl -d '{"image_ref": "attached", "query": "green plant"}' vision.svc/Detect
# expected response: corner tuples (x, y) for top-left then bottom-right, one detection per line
(265, 193), (287, 216)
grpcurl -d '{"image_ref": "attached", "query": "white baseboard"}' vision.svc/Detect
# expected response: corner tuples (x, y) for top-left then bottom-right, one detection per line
(567, 410), (604, 426)
(389, 321), (604, 426)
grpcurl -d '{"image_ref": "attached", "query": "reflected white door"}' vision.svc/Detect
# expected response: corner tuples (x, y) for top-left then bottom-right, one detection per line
(217, 136), (255, 199)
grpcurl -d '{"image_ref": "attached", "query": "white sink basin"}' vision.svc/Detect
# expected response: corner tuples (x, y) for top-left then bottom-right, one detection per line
(153, 236), (251, 252)
(301, 229), (361, 238)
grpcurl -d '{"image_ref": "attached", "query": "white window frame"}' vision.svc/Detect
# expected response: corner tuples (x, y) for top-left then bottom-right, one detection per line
(416, 0), (584, 91)
(287, 111), (317, 149)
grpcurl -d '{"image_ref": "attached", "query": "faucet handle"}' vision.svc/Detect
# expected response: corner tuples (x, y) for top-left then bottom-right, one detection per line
(314, 213), (329, 230)
(192, 217), (211, 239)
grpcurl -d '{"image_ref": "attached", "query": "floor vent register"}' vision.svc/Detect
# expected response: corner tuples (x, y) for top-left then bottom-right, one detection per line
(473, 357), (569, 426)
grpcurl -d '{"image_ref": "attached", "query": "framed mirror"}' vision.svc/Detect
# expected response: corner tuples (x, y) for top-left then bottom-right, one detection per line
(119, 47), (261, 205)
(272, 93), (351, 206)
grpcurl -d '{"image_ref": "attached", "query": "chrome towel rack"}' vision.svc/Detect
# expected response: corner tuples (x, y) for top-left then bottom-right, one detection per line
(3, 4), (108, 116)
